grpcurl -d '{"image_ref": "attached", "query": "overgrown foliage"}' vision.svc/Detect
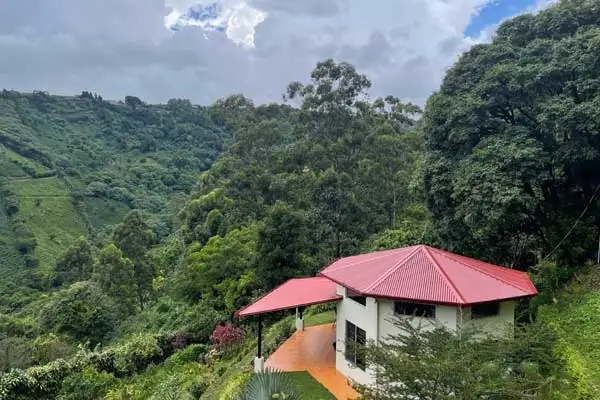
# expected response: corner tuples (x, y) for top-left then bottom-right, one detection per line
(357, 318), (572, 400)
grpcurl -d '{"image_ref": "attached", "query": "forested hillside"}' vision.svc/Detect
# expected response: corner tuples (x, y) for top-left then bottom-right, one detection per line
(0, 91), (228, 311)
(1, 1), (600, 399)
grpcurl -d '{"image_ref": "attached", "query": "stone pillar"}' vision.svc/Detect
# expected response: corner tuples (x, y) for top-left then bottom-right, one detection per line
(295, 307), (305, 331)
(254, 356), (265, 373)
(295, 317), (304, 331)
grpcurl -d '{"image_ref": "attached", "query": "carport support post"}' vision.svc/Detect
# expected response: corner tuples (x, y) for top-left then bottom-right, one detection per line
(254, 315), (265, 373)
(295, 306), (305, 332)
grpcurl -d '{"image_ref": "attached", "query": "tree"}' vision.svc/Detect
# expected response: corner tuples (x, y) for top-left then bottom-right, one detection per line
(357, 318), (570, 400)
(112, 210), (156, 307)
(124, 95), (144, 109)
(55, 236), (94, 285)
(178, 189), (234, 243)
(422, 0), (600, 269)
(174, 225), (258, 313)
(38, 281), (117, 345)
(284, 59), (372, 172)
(256, 201), (310, 290)
(94, 244), (138, 315)
(113, 210), (155, 260)
(312, 168), (364, 258)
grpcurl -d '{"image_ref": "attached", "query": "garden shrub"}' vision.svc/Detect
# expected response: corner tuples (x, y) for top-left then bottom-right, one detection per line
(262, 317), (294, 358)
(57, 367), (114, 400)
(166, 344), (209, 366)
(306, 302), (335, 315)
(217, 371), (252, 400)
(188, 375), (211, 399)
(210, 323), (244, 351)
(113, 334), (163, 375)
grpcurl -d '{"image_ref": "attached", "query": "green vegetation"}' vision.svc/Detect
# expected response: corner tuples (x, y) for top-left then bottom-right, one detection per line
(539, 267), (600, 397)
(357, 318), (571, 399)
(11, 177), (88, 278)
(422, 0), (600, 270)
(234, 370), (334, 400)
(304, 311), (335, 328)
(284, 372), (335, 399)
(0, 91), (228, 307)
(1, 1), (600, 398)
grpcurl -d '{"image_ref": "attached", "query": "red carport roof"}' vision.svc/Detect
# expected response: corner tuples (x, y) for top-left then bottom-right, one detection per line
(319, 245), (538, 306)
(236, 277), (342, 318)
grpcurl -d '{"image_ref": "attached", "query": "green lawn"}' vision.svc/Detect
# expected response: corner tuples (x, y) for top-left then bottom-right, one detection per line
(286, 371), (336, 399)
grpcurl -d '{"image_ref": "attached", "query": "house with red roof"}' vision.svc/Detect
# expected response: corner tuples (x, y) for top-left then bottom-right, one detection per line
(236, 244), (538, 393)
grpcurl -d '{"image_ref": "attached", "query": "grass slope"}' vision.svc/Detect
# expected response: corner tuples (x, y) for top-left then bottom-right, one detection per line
(9, 176), (88, 277)
(0, 206), (25, 283)
(539, 267), (600, 398)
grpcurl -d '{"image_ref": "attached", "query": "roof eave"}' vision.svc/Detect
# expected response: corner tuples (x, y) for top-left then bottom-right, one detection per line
(366, 293), (538, 307)
(236, 295), (343, 318)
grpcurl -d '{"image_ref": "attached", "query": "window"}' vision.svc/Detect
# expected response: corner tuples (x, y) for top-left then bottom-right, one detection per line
(345, 321), (366, 370)
(394, 301), (435, 318)
(471, 302), (500, 319)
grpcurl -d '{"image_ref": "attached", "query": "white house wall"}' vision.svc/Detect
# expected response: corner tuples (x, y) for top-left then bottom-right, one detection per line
(377, 300), (458, 343)
(335, 285), (516, 387)
(464, 301), (515, 338)
(335, 285), (377, 385)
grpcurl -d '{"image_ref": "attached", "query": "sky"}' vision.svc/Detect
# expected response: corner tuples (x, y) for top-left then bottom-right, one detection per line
(0, 0), (557, 106)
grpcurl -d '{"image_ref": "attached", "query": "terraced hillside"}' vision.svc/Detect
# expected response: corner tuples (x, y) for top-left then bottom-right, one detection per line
(0, 90), (229, 311)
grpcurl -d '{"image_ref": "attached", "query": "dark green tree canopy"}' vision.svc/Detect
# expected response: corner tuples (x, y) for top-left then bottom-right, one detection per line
(422, 0), (600, 268)
(38, 281), (117, 345)
(55, 236), (94, 285)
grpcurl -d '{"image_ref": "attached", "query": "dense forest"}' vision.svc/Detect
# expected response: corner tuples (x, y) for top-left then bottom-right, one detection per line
(1, 0), (600, 399)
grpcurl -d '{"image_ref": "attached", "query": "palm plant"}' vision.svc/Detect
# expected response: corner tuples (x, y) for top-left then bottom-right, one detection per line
(235, 368), (300, 400)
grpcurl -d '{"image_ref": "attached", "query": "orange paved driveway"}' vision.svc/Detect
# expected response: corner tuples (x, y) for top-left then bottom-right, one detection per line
(266, 323), (359, 400)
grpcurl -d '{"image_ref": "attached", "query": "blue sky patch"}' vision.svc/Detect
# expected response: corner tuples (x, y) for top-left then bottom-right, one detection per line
(187, 3), (219, 22)
(465, 0), (538, 37)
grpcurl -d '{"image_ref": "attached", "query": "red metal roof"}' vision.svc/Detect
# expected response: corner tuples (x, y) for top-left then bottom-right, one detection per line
(319, 245), (537, 305)
(236, 277), (342, 317)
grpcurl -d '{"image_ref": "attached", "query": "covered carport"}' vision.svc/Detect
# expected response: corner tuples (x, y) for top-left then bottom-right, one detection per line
(236, 276), (342, 372)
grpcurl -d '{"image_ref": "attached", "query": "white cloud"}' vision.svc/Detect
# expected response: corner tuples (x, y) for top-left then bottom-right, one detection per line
(0, 0), (553, 106)
(164, 0), (267, 48)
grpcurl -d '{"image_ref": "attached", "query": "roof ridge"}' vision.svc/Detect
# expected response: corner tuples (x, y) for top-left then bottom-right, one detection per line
(364, 245), (423, 292)
(422, 246), (466, 304)
(323, 246), (418, 274)
(432, 248), (532, 293)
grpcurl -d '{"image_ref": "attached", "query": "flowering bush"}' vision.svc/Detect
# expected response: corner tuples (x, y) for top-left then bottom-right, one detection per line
(209, 323), (244, 350)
